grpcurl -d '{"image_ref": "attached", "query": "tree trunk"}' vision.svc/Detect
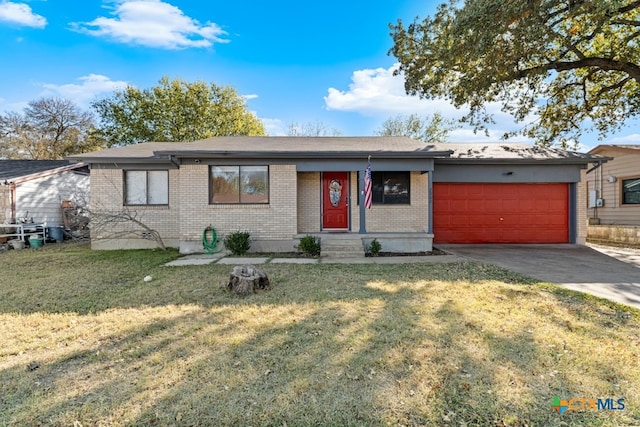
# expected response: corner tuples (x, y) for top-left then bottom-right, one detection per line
(226, 264), (270, 296)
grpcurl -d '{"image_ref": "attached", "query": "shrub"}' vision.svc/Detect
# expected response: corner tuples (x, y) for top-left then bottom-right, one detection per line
(296, 235), (321, 257)
(368, 238), (382, 256)
(224, 230), (251, 255)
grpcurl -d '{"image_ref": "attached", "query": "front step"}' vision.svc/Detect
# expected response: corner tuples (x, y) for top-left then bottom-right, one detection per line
(321, 237), (365, 258)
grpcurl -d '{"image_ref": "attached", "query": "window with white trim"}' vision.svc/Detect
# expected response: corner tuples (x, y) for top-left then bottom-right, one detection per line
(124, 170), (169, 205)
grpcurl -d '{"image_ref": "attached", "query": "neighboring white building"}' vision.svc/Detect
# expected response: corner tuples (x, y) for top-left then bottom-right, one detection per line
(0, 160), (89, 225)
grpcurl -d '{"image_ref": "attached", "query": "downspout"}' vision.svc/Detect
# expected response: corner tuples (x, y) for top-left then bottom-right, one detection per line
(168, 154), (179, 169)
(585, 160), (604, 222)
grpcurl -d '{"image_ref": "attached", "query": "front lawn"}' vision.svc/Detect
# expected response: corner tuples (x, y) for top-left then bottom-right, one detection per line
(1, 244), (638, 426)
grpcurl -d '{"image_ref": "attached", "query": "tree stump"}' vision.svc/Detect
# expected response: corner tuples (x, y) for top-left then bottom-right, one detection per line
(227, 264), (271, 296)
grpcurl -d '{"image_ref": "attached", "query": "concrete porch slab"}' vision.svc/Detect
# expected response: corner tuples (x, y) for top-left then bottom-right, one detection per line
(321, 257), (374, 264)
(164, 256), (221, 266)
(270, 258), (318, 264)
(216, 257), (270, 264)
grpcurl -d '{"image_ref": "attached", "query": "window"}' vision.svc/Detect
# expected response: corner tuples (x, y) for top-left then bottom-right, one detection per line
(622, 177), (640, 205)
(359, 171), (410, 205)
(210, 166), (269, 204)
(124, 170), (168, 205)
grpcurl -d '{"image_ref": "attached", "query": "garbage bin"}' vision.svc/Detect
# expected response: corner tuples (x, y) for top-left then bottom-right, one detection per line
(47, 225), (64, 243)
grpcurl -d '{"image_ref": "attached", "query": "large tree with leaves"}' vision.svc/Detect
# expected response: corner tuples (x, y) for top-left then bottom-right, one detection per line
(0, 97), (103, 159)
(390, 0), (640, 147)
(375, 112), (459, 142)
(92, 77), (266, 146)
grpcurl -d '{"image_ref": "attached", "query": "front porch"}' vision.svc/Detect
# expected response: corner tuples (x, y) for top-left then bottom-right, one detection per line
(295, 232), (434, 257)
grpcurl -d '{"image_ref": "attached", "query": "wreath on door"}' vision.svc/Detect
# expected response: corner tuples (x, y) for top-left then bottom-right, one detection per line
(329, 179), (342, 207)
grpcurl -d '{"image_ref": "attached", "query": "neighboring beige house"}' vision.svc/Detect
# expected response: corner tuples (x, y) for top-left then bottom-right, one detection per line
(583, 144), (640, 246)
(68, 137), (603, 255)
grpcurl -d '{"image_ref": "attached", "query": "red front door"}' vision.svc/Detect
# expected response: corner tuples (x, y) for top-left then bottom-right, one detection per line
(322, 172), (349, 230)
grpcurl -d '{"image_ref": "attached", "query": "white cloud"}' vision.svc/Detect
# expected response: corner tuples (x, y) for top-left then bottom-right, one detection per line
(0, 1), (46, 28)
(242, 94), (258, 101)
(71, 0), (229, 49)
(607, 133), (640, 144)
(40, 74), (129, 107)
(325, 64), (449, 116)
(260, 118), (286, 136)
(325, 63), (542, 143)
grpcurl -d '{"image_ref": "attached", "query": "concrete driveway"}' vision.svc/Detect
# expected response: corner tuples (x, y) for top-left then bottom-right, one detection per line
(437, 244), (640, 310)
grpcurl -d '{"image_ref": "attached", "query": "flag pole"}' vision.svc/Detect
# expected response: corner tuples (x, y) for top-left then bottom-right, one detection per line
(359, 155), (371, 234)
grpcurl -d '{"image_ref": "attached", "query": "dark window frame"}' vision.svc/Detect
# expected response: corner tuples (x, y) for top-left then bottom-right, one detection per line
(358, 171), (411, 205)
(621, 176), (640, 205)
(123, 170), (169, 206)
(209, 165), (270, 205)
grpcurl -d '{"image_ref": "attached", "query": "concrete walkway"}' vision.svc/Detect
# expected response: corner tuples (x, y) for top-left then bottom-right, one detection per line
(163, 251), (464, 267)
(438, 244), (640, 310)
(165, 252), (466, 267)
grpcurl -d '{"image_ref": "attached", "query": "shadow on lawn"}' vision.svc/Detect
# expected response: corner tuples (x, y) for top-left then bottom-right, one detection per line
(2, 262), (638, 426)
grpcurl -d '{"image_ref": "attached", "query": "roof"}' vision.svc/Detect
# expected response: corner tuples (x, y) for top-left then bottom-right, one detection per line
(67, 137), (605, 165)
(434, 143), (605, 164)
(0, 160), (88, 182)
(589, 144), (640, 155)
(68, 136), (455, 162)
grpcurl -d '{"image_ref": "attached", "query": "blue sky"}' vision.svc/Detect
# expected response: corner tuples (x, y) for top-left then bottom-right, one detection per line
(0, 0), (638, 150)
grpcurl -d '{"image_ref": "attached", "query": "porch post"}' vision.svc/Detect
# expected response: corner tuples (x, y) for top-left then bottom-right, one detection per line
(359, 170), (366, 234)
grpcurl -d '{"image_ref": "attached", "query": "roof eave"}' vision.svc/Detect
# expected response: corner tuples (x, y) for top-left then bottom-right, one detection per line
(9, 162), (88, 184)
(589, 144), (640, 155)
(156, 150), (455, 159)
(436, 157), (610, 165)
(68, 157), (177, 166)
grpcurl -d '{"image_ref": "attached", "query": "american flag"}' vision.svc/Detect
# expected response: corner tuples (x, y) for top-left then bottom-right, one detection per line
(364, 157), (372, 209)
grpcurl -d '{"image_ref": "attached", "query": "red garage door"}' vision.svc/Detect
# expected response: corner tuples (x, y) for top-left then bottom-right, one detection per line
(433, 183), (569, 243)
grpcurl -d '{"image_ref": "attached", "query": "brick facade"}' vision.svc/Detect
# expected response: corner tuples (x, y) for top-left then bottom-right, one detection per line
(297, 172), (320, 233)
(89, 166), (180, 249)
(89, 162), (583, 251)
(365, 172), (428, 233)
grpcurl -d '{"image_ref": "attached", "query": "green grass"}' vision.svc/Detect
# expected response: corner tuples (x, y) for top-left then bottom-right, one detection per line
(1, 243), (639, 426)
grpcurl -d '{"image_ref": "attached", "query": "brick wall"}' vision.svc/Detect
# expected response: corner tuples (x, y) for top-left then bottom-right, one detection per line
(91, 165), (430, 250)
(296, 171), (428, 233)
(365, 172), (428, 232)
(178, 164), (298, 243)
(89, 166), (180, 249)
(297, 172), (320, 233)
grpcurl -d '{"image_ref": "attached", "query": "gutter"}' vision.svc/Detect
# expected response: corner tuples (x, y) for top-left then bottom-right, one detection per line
(68, 150), (456, 163)
(436, 157), (611, 166)
(156, 149), (456, 160)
